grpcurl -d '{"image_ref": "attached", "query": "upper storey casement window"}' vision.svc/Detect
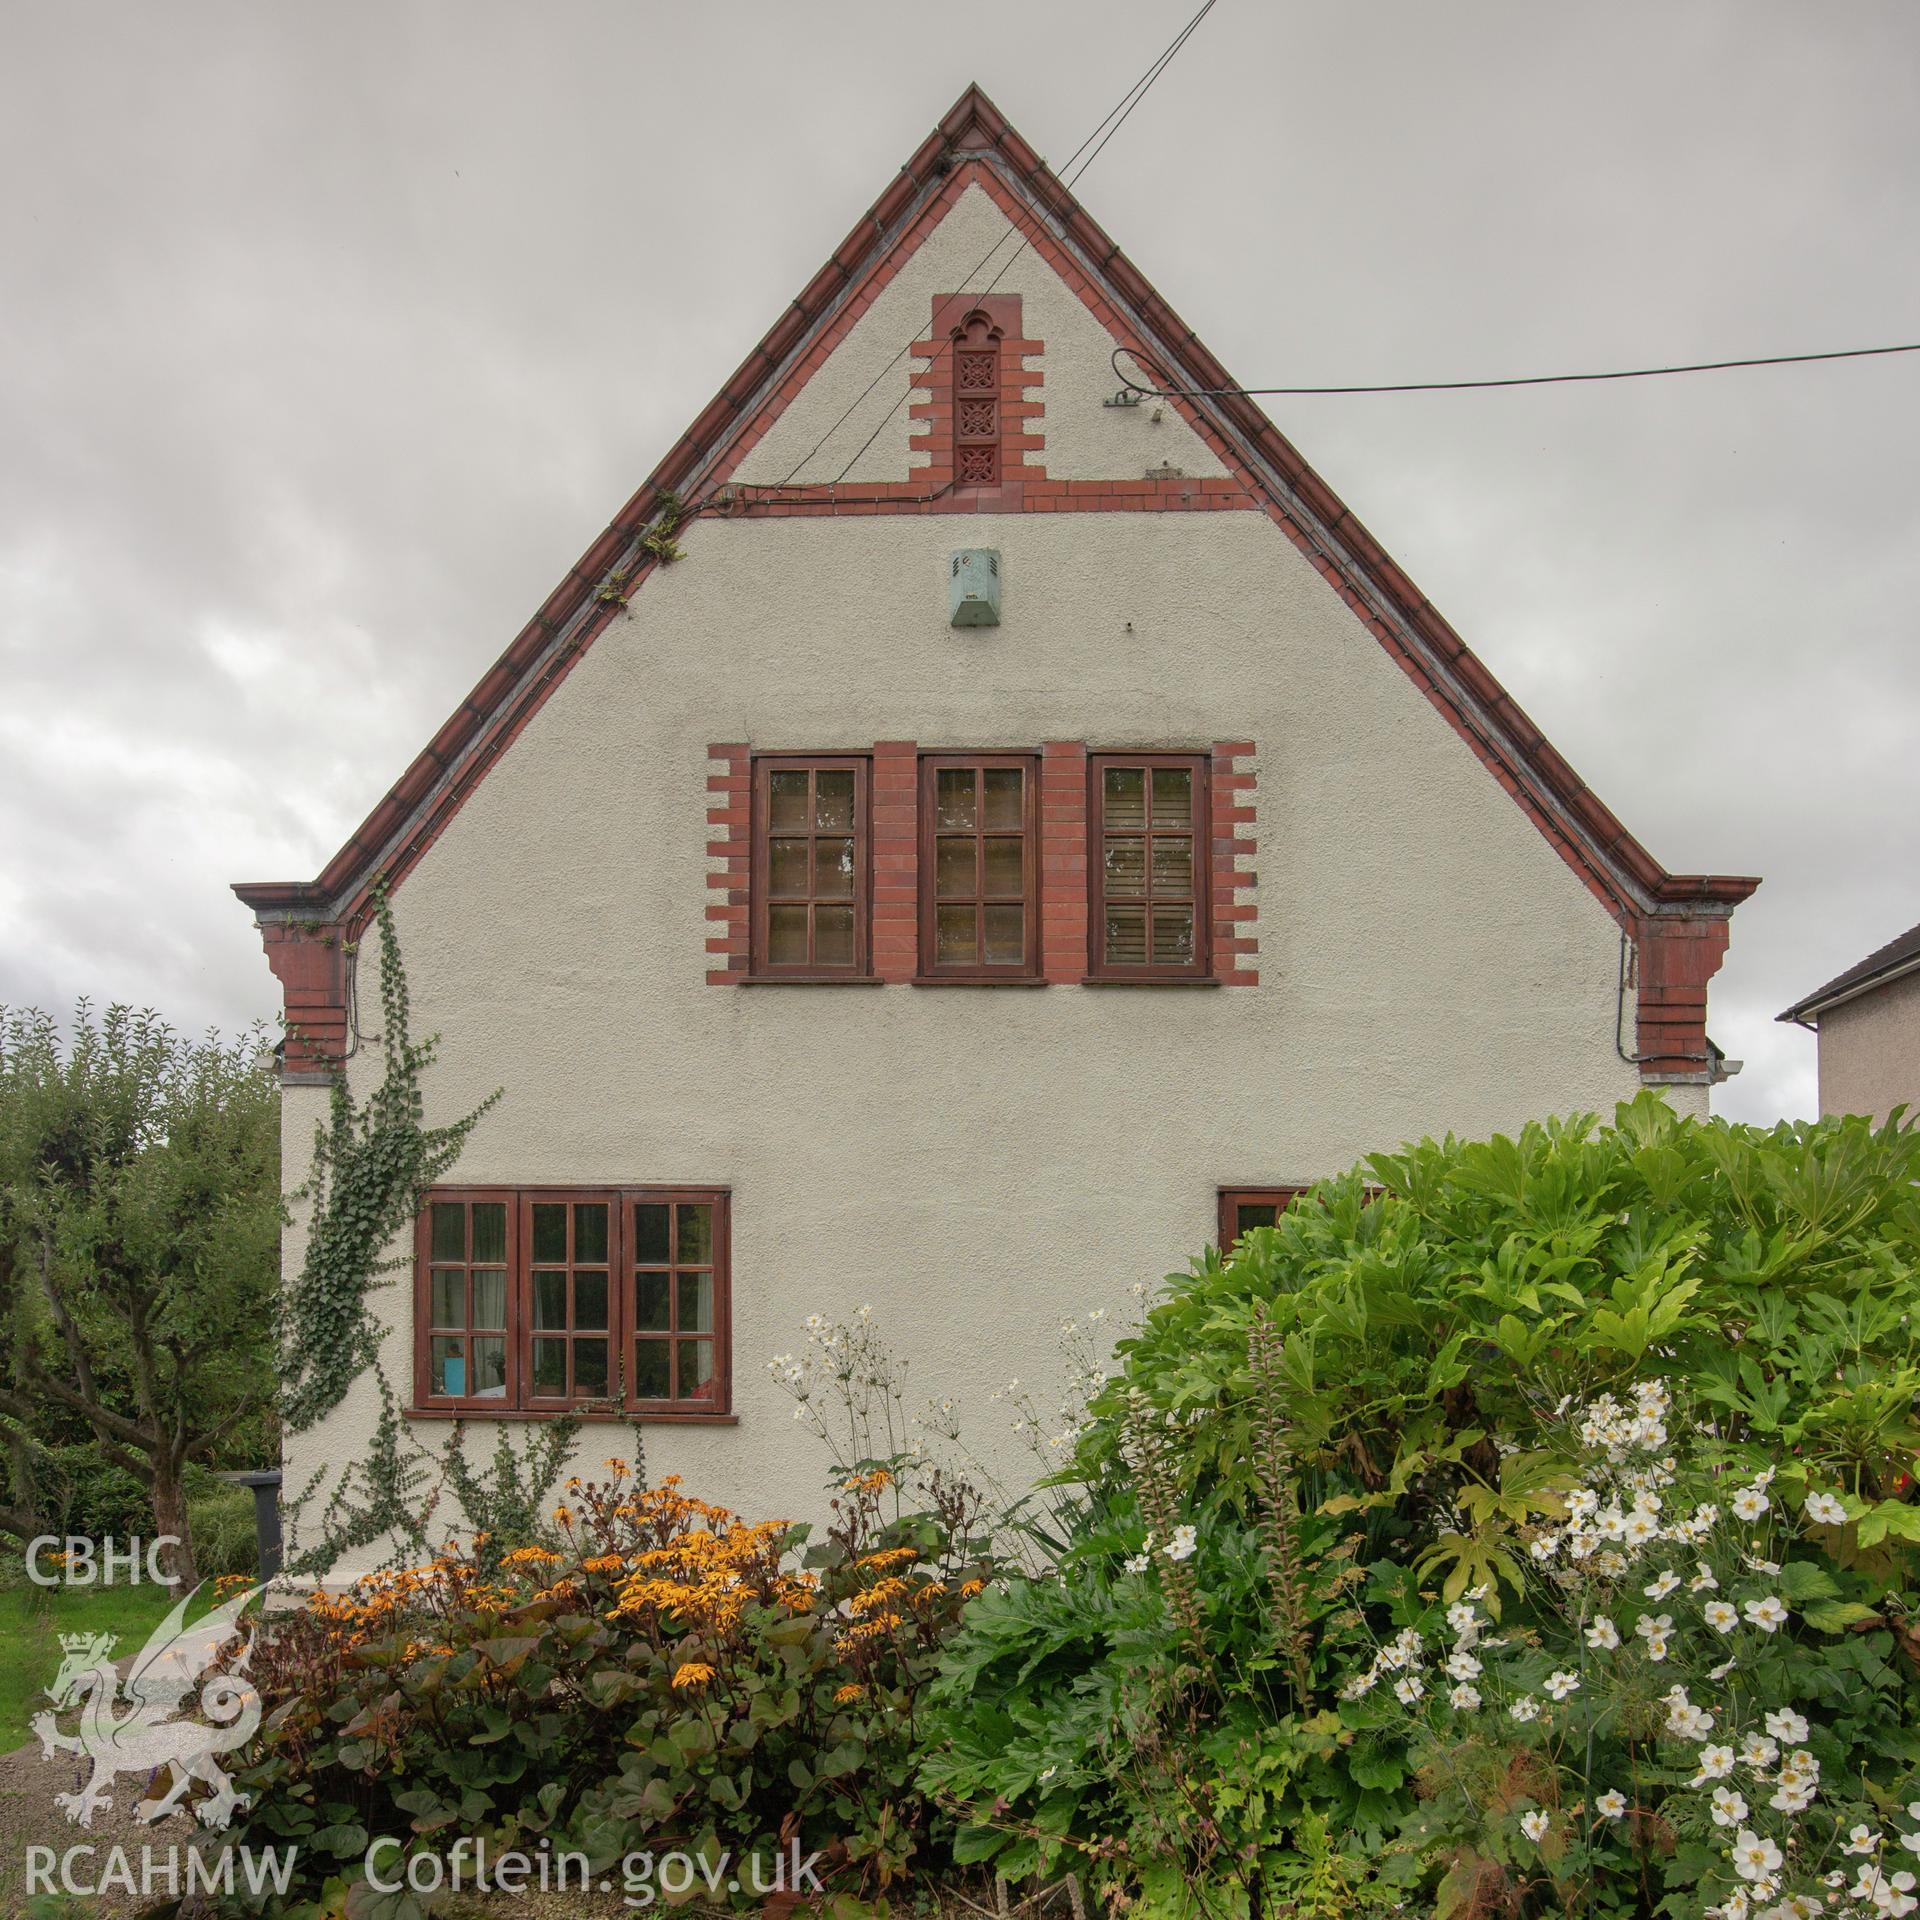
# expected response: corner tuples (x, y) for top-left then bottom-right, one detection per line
(1088, 754), (1211, 981)
(918, 753), (1040, 980)
(951, 310), (1001, 487)
(750, 755), (871, 979)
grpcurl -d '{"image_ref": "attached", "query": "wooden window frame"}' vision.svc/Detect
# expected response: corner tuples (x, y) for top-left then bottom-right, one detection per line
(415, 1188), (520, 1413)
(915, 751), (1041, 982)
(1217, 1186), (1307, 1253)
(749, 753), (872, 981)
(412, 1185), (732, 1418)
(1086, 752), (1213, 982)
(626, 1187), (732, 1418)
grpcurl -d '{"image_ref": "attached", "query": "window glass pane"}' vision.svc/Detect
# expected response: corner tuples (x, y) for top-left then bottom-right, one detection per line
(769, 769), (809, 831)
(429, 1336), (466, 1397)
(430, 1203), (465, 1263)
(677, 1270), (713, 1333)
(1150, 837), (1193, 898)
(677, 1339), (716, 1401)
(471, 1335), (508, 1397)
(636, 1270), (671, 1332)
(984, 904), (1024, 965)
(677, 1203), (713, 1265)
(768, 904), (809, 965)
(814, 769), (855, 830)
(574, 1270), (608, 1330)
(1151, 905), (1195, 965)
(814, 838), (855, 899)
(768, 839), (809, 898)
(574, 1338), (609, 1397)
(471, 1269), (507, 1330)
(532, 1203), (567, 1264)
(1104, 837), (1146, 896)
(934, 837), (976, 899)
(935, 767), (976, 830)
(531, 1338), (568, 1395)
(471, 1203), (506, 1265)
(633, 1203), (670, 1264)
(982, 837), (1023, 896)
(936, 904), (976, 966)
(533, 1270), (568, 1330)
(1103, 765), (1146, 828)
(633, 1339), (672, 1401)
(982, 766), (1024, 830)
(573, 1203), (608, 1263)
(1236, 1204), (1280, 1235)
(814, 906), (854, 968)
(429, 1270), (464, 1328)
(1106, 905), (1147, 966)
(1151, 766), (1193, 823)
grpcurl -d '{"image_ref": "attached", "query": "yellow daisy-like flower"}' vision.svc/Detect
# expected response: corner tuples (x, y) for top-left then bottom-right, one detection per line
(959, 1579), (986, 1599)
(833, 1683), (866, 1703)
(672, 1661), (716, 1691)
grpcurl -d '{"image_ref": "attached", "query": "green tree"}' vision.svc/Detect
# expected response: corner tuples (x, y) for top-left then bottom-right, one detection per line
(0, 1004), (280, 1586)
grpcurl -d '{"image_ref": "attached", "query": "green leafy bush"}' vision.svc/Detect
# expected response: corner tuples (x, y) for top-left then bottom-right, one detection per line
(219, 1463), (992, 1915)
(925, 1098), (1920, 1917)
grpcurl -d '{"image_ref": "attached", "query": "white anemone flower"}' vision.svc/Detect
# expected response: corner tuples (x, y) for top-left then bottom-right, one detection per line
(1842, 1824), (1881, 1857)
(1543, 1670), (1581, 1701)
(1520, 1810), (1550, 1843)
(1704, 1600), (1739, 1633)
(1645, 1568), (1682, 1599)
(1596, 1789), (1627, 1821)
(1732, 1830), (1784, 1882)
(1804, 1491), (1847, 1526)
(1731, 1486), (1771, 1522)
(1448, 1682), (1482, 1711)
(1710, 1787), (1749, 1827)
(1587, 1615), (1622, 1650)
(1765, 1708), (1809, 1744)
(1695, 1744), (1737, 1780)
(1509, 1695), (1541, 1723)
(1743, 1595), (1789, 1632)
(1162, 1524), (1198, 1563)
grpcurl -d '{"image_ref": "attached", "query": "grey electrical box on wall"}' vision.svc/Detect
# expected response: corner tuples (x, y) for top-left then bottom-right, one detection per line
(948, 549), (1001, 627)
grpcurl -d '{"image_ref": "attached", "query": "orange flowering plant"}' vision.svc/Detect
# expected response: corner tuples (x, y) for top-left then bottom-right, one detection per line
(218, 1459), (995, 1911)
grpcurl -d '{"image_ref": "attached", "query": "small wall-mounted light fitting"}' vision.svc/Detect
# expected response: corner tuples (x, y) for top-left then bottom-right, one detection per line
(949, 549), (1001, 627)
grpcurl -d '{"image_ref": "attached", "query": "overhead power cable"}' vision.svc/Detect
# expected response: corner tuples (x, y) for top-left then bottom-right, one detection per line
(1110, 339), (1920, 400)
(775, 0), (1218, 491)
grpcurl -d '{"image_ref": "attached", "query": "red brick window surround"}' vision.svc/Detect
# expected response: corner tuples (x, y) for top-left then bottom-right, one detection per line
(749, 754), (872, 981)
(916, 752), (1041, 981)
(1087, 753), (1212, 981)
(712, 740), (1257, 988)
(413, 1187), (731, 1418)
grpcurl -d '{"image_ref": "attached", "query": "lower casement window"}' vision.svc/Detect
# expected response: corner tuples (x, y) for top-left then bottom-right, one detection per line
(414, 1187), (731, 1416)
(1217, 1186), (1307, 1252)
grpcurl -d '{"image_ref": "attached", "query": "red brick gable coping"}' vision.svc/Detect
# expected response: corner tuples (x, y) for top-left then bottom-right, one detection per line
(708, 741), (1258, 988)
(234, 83), (1755, 1085)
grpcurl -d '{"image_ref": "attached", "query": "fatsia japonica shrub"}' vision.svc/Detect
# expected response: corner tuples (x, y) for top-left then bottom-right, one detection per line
(216, 1464), (992, 1916)
(924, 1100), (1920, 1918)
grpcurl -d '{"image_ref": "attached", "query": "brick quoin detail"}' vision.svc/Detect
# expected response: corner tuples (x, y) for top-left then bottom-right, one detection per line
(705, 744), (751, 984)
(1039, 742), (1090, 982)
(1210, 744), (1259, 987)
(871, 742), (919, 983)
(257, 923), (348, 1076)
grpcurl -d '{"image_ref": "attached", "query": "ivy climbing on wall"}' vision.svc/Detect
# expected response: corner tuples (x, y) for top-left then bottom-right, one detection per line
(280, 884), (502, 1435)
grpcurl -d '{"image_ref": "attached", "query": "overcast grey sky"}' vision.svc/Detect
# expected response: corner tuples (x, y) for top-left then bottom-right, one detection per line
(2, 1), (1916, 1123)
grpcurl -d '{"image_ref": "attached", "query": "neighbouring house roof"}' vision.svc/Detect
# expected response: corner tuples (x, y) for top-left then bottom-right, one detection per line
(231, 82), (1758, 1084)
(1778, 916), (1920, 1025)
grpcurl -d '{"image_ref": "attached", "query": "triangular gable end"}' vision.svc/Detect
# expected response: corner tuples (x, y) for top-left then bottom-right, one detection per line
(233, 83), (1756, 1084)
